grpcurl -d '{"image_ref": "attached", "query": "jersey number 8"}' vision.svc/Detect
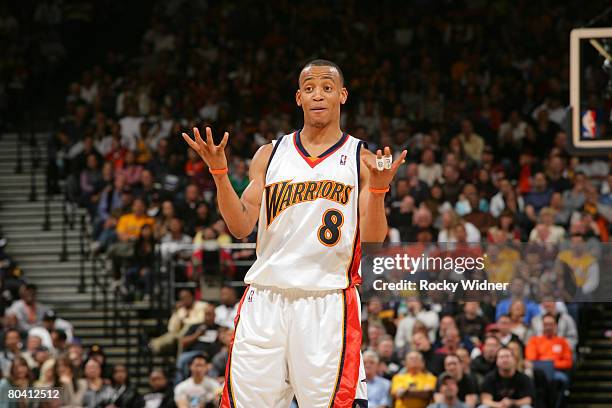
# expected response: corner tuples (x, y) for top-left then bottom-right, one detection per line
(317, 209), (344, 247)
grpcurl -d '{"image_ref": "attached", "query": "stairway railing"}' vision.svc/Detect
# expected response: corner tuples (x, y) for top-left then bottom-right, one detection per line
(136, 326), (153, 389)
(82, 238), (255, 386)
(157, 241), (253, 307)
(42, 139), (52, 231)
(90, 254), (110, 335)
(14, 121), (23, 175)
(78, 214), (87, 293)
(59, 193), (69, 262)
(28, 128), (39, 202)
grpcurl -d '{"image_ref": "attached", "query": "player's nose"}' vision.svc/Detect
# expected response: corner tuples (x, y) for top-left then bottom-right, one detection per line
(312, 87), (324, 100)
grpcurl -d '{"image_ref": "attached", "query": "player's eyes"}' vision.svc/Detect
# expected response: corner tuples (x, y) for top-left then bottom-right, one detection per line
(324, 86), (332, 91)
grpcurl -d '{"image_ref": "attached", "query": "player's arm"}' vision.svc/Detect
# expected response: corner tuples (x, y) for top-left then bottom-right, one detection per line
(182, 127), (270, 239)
(210, 144), (270, 239)
(359, 146), (407, 243)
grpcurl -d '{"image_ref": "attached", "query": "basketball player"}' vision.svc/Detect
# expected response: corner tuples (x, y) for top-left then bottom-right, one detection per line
(182, 59), (407, 408)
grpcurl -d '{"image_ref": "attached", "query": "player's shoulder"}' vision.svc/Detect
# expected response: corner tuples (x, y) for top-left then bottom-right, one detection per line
(358, 141), (375, 170)
(249, 137), (285, 175)
(359, 145), (374, 159)
(252, 132), (295, 161)
(253, 143), (274, 162)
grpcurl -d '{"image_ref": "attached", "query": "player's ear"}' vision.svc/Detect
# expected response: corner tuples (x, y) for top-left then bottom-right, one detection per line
(340, 87), (348, 105)
(296, 89), (302, 107)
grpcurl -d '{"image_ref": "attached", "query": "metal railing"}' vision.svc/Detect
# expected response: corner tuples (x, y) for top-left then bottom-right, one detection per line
(56, 213), (256, 386)
(90, 254), (110, 334)
(59, 197), (69, 262)
(28, 128), (39, 202)
(14, 125), (23, 175)
(78, 214), (87, 293)
(158, 241), (255, 308)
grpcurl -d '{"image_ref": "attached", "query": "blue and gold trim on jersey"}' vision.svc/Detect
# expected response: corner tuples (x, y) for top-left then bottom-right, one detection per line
(294, 129), (349, 168)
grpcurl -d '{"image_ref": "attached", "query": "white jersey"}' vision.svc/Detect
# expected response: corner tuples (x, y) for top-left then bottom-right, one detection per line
(244, 130), (364, 290)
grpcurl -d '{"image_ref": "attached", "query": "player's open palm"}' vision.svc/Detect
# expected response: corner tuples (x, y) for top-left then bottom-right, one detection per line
(182, 126), (229, 170)
(365, 146), (407, 189)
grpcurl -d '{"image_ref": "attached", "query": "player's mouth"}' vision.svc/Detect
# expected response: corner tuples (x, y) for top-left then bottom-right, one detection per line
(311, 107), (327, 112)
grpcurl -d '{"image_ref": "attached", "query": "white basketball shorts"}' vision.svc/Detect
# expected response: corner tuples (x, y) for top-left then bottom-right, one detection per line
(220, 284), (367, 408)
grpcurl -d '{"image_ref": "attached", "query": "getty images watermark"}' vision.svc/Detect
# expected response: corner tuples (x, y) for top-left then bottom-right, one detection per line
(370, 252), (509, 292)
(360, 241), (611, 303)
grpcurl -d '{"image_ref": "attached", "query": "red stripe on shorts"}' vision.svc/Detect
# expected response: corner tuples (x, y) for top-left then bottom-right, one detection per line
(330, 287), (362, 408)
(220, 286), (250, 408)
(349, 235), (362, 286)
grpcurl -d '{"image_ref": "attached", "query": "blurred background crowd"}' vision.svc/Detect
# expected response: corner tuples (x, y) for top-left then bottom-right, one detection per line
(2, 0), (612, 407)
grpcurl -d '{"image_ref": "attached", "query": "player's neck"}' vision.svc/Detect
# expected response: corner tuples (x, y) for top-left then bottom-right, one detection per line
(301, 123), (343, 145)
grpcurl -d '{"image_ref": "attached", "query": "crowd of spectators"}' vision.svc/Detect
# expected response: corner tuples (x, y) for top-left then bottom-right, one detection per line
(0, 251), (237, 408)
(362, 293), (579, 408)
(1, 1), (66, 131)
(2, 0), (612, 407)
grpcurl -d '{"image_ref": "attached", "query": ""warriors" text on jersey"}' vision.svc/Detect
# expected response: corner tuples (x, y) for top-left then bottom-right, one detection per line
(265, 179), (354, 227)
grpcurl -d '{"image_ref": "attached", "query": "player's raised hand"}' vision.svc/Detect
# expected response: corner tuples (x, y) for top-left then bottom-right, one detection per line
(364, 146), (407, 189)
(182, 126), (229, 170)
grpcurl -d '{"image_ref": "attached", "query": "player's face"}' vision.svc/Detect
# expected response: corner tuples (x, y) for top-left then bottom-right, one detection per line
(296, 65), (347, 129)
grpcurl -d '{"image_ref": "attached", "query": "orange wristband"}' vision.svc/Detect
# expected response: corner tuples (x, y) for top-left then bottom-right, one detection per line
(369, 186), (390, 194)
(209, 167), (228, 175)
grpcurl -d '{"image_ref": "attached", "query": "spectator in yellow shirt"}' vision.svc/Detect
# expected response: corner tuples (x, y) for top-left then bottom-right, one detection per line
(391, 351), (437, 408)
(150, 288), (208, 355)
(116, 198), (154, 241)
(108, 198), (154, 288)
(457, 120), (484, 163)
(555, 233), (599, 299)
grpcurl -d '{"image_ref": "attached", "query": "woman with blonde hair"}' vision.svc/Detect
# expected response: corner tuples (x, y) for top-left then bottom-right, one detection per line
(55, 354), (87, 407)
(438, 209), (481, 244)
(529, 206), (565, 244)
(34, 359), (55, 388)
(508, 300), (529, 342)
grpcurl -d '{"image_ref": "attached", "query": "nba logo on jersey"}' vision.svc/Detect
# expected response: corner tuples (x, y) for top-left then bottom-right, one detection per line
(247, 289), (254, 302)
(581, 109), (597, 139)
(339, 154), (347, 165)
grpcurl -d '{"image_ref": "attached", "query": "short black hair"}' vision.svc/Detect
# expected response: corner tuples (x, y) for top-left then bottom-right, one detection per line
(24, 283), (37, 292)
(189, 353), (208, 365)
(301, 59), (344, 86)
(221, 283), (237, 290)
(496, 346), (516, 360)
(179, 287), (195, 297)
(52, 329), (68, 342)
(5, 328), (21, 337)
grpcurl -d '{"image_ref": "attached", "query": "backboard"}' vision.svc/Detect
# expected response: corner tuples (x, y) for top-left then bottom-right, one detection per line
(569, 27), (612, 154)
